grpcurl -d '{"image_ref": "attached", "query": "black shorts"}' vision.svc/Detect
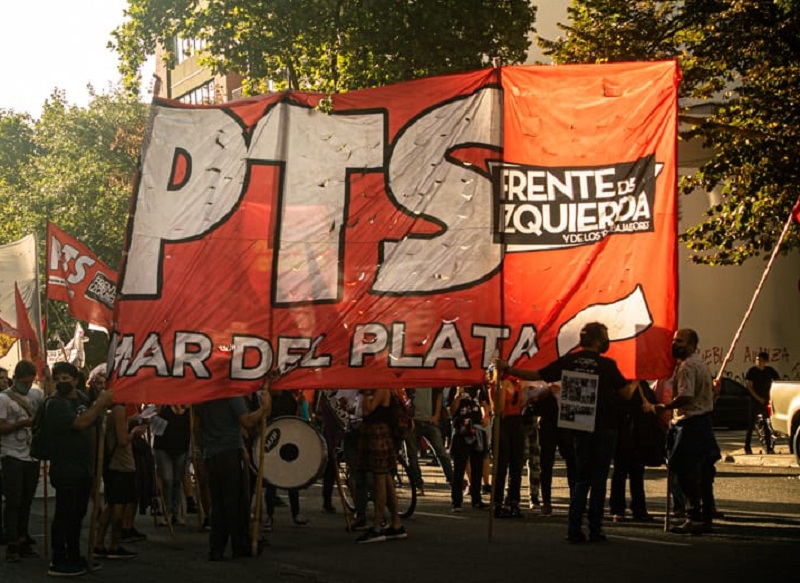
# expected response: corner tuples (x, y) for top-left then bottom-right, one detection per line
(104, 469), (137, 505)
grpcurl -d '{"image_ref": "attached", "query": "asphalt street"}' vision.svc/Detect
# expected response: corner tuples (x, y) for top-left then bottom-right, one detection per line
(2, 429), (798, 583)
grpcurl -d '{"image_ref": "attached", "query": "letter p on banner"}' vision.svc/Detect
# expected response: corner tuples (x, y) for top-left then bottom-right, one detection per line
(122, 107), (248, 297)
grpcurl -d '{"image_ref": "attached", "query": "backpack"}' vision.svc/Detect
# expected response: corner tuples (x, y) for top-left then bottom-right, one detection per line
(30, 396), (56, 461)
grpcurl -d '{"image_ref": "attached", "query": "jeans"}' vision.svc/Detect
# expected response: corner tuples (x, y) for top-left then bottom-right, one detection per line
(744, 400), (772, 451)
(523, 420), (541, 502)
(406, 420), (454, 485)
(206, 449), (250, 557)
(495, 416), (525, 509)
(50, 474), (92, 565)
(568, 428), (617, 536)
(1, 456), (39, 544)
(154, 449), (188, 519)
(450, 437), (484, 507)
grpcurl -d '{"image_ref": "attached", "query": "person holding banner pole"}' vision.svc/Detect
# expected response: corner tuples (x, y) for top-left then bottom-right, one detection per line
(196, 382), (271, 561)
(46, 362), (113, 576)
(495, 322), (637, 543)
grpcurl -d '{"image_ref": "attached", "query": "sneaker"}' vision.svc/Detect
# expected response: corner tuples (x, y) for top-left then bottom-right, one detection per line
(106, 546), (138, 560)
(508, 506), (523, 518)
(565, 532), (587, 544)
(451, 505), (463, 513)
(157, 517), (170, 527)
(120, 528), (147, 543)
(529, 497), (541, 510)
(382, 525), (407, 540)
(172, 515), (186, 526)
(670, 519), (704, 535)
(47, 562), (87, 577)
(696, 521), (714, 534)
(471, 501), (489, 510)
(672, 509), (686, 519)
(93, 547), (109, 558)
(494, 507), (512, 519)
(77, 556), (102, 572)
(347, 516), (367, 532)
(321, 504), (337, 514)
(19, 544), (40, 558)
(355, 529), (387, 544)
(274, 496), (287, 508)
(417, 485), (425, 497)
(589, 531), (608, 543)
(263, 516), (274, 533)
(540, 504), (553, 517)
(202, 518), (211, 531)
(6, 545), (21, 562)
(292, 515), (309, 526)
(632, 513), (655, 523)
(612, 514), (626, 523)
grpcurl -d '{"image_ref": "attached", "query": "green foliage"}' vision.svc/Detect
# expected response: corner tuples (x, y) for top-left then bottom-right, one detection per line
(0, 88), (147, 347)
(540, 0), (800, 265)
(111, 0), (537, 95)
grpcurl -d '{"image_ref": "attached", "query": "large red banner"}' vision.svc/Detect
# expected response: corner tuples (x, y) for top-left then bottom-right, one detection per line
(109, 62), (680, 404)
(46, 222), (118, 330)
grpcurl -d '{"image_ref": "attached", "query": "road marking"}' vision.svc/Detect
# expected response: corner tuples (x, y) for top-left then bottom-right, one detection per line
(413, 511), (467, 520)
(608, 534), (691, 547)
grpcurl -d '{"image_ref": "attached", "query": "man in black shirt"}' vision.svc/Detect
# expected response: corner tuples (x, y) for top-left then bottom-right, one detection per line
(496, 322), (636, 543)
(744, 352), (780, 454)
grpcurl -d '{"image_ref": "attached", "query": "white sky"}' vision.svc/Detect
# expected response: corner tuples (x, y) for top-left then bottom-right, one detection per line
(0, 0), (153, 118)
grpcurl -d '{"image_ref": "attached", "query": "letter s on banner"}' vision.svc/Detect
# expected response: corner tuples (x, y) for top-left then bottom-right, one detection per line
(122, 107), (248, 297)
(375, 87), (502, 294)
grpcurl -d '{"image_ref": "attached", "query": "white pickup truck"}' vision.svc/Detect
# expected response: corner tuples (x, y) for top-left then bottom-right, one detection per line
(769, 380), (800, 465)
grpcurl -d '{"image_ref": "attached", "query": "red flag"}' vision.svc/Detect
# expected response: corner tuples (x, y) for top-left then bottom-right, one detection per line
(109, 61), (679, 404)
(15, 282), (41, 365)
(46, 222), (118, 330)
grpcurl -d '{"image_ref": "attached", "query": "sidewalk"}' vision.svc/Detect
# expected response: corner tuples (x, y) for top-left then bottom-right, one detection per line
(721, 443), (797, 468)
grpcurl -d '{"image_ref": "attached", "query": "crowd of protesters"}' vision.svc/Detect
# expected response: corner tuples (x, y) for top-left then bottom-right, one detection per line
(0, 321), (778, 574)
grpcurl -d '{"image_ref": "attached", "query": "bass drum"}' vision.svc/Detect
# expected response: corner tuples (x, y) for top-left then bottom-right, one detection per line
(254, 416), (328, 490)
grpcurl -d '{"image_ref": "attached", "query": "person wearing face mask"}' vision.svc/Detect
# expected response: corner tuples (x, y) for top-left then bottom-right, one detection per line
(0, 360), (44, 562)
(46, 361), (114, 576)
(494, 322), (637, 544)
(654, 328), (720, 535)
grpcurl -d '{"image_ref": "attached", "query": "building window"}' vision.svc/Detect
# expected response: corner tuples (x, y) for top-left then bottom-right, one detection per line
(175, 36), (207, 64)
(177, 80), (215, 105)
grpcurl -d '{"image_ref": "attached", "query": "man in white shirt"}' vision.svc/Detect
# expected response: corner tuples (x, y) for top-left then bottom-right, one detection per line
(0, 360), (45, 561)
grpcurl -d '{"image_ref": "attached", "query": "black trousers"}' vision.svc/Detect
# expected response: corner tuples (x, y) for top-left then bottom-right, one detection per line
(207, 449), (251, 558)
(1, 456), (40, 545)
(50, 474), (91, 565)
(495, 416), (525, 509)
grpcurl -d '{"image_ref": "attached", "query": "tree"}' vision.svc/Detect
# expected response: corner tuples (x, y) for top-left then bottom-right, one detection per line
(0, 89), (148, 354)
(539, 0), (800, 265)
(111, 0), (537, 95)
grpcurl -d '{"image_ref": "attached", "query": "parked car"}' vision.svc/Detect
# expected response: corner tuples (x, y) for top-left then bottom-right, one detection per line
(712, 377), (750, 429)
(769, 381), (800, 465)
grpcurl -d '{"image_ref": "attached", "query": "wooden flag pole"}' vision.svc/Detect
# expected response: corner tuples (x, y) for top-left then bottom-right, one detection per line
(188, 408), (203, 530)
(488, 357), (503, 542)
(250, 377), (273, 557)
(250, 413), (268, 557)
(715, 205), (797, 383)
(42, 461), (49, 557)
(87, 412), (108, 565)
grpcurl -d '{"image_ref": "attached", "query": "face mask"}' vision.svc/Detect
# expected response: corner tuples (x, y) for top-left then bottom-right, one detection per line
(671, 344), (689, 360)
(14, 381), (31, 396)
(56, 381), (74, 396)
